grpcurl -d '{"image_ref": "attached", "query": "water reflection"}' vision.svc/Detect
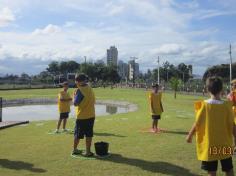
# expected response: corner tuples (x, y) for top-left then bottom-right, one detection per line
(3, 104), (128, 121)
(106, 105), (117, 114)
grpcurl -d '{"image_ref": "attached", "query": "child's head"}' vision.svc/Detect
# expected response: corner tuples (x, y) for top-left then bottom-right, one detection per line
(75, 73), (87, 86)
(152, 83), (159, 92)
(62, 81), (69, 91)
(206, 76), (223, 96)
(231, 79), (236, 90)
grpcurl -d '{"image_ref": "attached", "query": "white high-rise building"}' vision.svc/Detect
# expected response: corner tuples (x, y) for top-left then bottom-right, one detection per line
(107, 46), (118, 66)
(128, 59), (139, 80)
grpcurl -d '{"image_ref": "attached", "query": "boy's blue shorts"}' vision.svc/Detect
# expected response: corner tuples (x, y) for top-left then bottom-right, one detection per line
(201, 157), (233, 172)
(60, 112), (69, 119)
(74, 118), (95, 139)
(152, 115), (161, 120)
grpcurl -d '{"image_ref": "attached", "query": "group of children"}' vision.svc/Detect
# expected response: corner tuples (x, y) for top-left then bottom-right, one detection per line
(56, 73), (95, 157)
(56, 74), (236, 175)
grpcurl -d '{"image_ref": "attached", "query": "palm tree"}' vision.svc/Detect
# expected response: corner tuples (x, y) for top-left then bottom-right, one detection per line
(170, 77), (182, 99)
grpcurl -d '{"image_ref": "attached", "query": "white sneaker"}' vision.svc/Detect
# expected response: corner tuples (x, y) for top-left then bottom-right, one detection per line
(55, 129), (59, 133)
(62, 129), (68, 132)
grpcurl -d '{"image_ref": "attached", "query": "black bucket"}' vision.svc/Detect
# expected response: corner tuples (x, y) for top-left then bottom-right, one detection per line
(94, 141), (109, 156)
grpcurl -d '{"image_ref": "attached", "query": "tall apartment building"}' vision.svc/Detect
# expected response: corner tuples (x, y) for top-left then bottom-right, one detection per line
(107, 46), (118, 66)
(118, 60), (128, 80)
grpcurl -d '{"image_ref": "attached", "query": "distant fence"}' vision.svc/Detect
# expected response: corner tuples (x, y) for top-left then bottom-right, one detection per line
(2, 98), (57, 107)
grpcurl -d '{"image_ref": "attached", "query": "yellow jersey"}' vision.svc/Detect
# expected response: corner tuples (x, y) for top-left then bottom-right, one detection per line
(149, 92), (162, 115)
(229, 90), (236, 123)
(74, 85), (95, 119)
(194, 100), (234, 161)
(58, 91), (71, 113)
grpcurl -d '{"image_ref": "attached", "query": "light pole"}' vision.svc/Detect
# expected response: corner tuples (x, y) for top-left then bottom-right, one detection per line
(230, 44), (233, 90)
(157, 56), (160, 84)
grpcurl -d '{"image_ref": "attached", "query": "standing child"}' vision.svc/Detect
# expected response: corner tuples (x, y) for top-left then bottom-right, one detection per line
(227, 79), (236, 124)
(56, 81), (72, 133)
(148, 83), (164, 133)
(186, 77), (236, 176)
(72, 73), (95, 157)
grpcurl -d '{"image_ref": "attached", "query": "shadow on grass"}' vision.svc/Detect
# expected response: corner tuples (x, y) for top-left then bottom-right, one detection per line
(94, 132), (126, 138)
(161, 130), (188, 135)
(0, 159), (47, 173)
(98, 154), (197, 176)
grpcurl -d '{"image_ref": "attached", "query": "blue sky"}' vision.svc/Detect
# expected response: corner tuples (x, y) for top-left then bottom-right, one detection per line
(0, 0), (235, 75)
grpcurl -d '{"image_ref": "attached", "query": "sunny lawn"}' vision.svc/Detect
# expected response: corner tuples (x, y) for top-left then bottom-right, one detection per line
(0, 88), (234, 176)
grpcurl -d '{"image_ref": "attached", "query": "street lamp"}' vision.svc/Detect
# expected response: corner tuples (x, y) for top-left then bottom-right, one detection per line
(157, 56), (160, 84)
(229, 44), (233, 90)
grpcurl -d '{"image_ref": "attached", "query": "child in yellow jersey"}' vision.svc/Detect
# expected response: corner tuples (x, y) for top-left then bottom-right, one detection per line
(186, 77), (236, 176)
(55, 81), (72, 133)
(72, 73), (95, 157)
(148, 83), (164, 133)
(227, 79), (236, 124)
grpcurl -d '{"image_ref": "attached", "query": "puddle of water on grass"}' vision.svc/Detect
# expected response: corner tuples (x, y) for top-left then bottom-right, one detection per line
(3, 104), (128, 121)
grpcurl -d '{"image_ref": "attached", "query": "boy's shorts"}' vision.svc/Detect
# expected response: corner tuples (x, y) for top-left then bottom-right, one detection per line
(201, 157), (233, 172)
(74, 118), (95, 139)
(152, 115), (161, 120)
(60, 112), (69, 119)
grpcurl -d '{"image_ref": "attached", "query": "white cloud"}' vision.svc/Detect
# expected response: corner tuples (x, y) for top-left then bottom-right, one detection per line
(105, 2), (125, 16)
(0, 0), (234, 75)
(64, 21), (77, 28)
(0, 7), (15, 27)
(151, 44), (186, 55)
(32, 24), (61, 35)
(197, 9), (236, 20)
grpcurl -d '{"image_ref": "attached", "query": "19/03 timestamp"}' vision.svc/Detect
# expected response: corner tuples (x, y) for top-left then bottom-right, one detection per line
(209, 146), (234, 155)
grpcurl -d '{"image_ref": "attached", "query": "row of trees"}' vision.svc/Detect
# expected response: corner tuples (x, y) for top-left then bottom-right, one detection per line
(46, 61), (120, 84)
(138, 62), (192, 84)
(0, 61), (194, 86)
(203, 63), (236, 82)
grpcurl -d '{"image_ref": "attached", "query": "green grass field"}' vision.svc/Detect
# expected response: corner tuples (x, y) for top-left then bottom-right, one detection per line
(0, 88), (234, 176)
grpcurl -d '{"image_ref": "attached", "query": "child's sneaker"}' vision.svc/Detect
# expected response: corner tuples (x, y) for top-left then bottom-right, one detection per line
(54, 129), (59, 133)
(83, 152), (94, 157)
(62, 129), (69, 132)
(72, 149), (82, 156)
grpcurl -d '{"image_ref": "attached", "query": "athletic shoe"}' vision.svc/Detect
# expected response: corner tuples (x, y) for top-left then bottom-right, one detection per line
(62, 129), (69, 132)
(83, 152), (94, 157)
(72, 149), (82, 155)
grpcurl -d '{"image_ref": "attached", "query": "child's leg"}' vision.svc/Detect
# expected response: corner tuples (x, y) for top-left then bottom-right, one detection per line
(73, 138), (80, 150)
(57, 119), (62, 130)
(225, 169), (234, 176)
(63, 118), (67, 130)
(73, 119), (81, 151)
(152, 119), (157, 131)
(221, 157), (234, 176)
(201, 160), (217, 176)
(207, 171), (216, 176)
(85, 137), (92, 154)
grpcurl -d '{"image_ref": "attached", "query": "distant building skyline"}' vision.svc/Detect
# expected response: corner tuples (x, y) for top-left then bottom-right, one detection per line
(118, 60), (128, 80)
(107, 46), (118, 67)
(128, 59), (139, 81)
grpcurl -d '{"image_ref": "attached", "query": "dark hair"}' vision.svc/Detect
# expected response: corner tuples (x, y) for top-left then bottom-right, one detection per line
(152, 83), (159, 88)
(75, 73), (87, 82)
(62, 81), (68, 86)
(206, 76), (223, 95)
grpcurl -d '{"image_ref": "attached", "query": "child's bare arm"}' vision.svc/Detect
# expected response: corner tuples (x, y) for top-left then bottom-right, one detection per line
(160, 101), (164, 112)
(186, 123), (196, 143)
